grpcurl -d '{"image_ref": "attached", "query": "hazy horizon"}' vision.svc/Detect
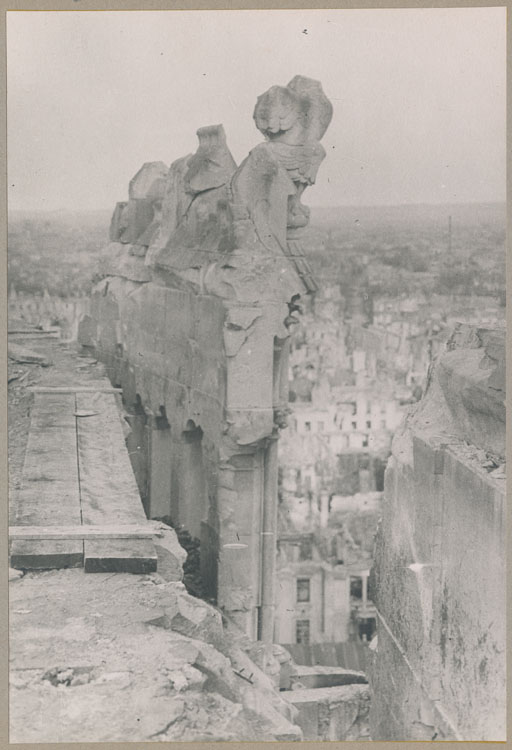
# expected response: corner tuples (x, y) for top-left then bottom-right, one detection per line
(8, 8), (506, 213)
(8, 199), (506, 217)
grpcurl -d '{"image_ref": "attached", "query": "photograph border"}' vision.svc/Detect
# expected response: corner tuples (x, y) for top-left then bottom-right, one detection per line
(1, 1), (509, 748)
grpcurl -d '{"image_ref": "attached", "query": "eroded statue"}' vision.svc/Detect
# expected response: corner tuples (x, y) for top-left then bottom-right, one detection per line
(104, 75), (332, 301)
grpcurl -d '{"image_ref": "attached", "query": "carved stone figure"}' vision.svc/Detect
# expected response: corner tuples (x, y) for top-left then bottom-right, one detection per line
(232, 75), (333, 293)
(109, 161), (168, 248)
(147, 124), (237, 274)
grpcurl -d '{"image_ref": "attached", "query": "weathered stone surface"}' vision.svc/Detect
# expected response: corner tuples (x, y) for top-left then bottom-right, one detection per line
(128, 161), (168, 201)
(272, 643), (299, 689)
(147, 125), (237, 276)
(185, 124), (237, 194)
(109, 201), (128, 242)
(438, 325), (505, 458)
(147, 154), (192, 256)
(75, 390), (158, 573)
(253, 75), (333, 144)
(96, 242), (152, 282)
(369, 324), (506, 741)
(8, 342), (51, 366)
(147, 588), (224, 645)
(151, 522), (187, 582)
(10, 393), (83, 569)
(110, 163), (168, 247)
(80, 76), (333, 634)
(77, 314), (97, 349)
(118, 199), (156, 244)
(283, 683), (370, 740)
(10, 569), (302, 742)
(239, 640), (283, 689)
(290, 664), (368, 689)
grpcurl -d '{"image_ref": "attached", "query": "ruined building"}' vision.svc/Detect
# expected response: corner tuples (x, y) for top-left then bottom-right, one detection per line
(79, 76), (333, 642)
(369, 324), (506, 740)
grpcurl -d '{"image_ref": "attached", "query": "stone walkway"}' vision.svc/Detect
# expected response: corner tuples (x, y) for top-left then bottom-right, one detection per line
(9, 337), (156, 572)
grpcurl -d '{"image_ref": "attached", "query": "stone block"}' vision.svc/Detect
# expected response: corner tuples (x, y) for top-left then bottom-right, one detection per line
(184, 125), (237, 194)
(8, 342), (51, 366)
(109, 202), (128, 241)
(290, 665), (367, 689)
(128, 161), (168, 201)
(148, 589), (224, 645)
(77, 314), (98, 349)
(118, 199), (155, 244)
(254, 75), (333, 145)
(8, 567), (24, 581)
(284, 684), (370, 740)
(83, 541), (158, 574)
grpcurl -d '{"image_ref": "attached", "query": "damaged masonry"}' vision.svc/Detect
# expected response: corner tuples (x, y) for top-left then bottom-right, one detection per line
(79, 75), (333, 640)
(9, 74), (505, 742)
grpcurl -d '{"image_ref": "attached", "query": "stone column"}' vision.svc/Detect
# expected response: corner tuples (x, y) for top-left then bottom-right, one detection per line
(146, 415), (172, 520)
(260, 435), (279, 643)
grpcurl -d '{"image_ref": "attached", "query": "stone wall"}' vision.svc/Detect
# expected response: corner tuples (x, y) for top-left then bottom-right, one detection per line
(79, 76), (333, 640)
(369, 323), (506, 740)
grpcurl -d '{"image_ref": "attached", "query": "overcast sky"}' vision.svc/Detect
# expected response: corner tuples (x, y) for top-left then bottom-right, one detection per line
(7, 8), (506, 212)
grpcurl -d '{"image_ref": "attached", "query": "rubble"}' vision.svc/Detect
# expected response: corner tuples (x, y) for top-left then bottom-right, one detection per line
(8, 342), (52, 366)
(9, 566), (303, 742)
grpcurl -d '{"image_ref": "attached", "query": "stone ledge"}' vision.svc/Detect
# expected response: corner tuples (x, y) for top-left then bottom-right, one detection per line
(283, 683), (370, 740)
(438, 324), (505, 457)
(400, 323), (505, 461)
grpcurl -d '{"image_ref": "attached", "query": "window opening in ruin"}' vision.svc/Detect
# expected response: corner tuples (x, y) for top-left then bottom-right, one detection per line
(296, 619), (310, 644)
(297, 578), (311, 602)
(305, 421), (311, 432)
(362, 437), (369, 447)
(334, 534), (344, 564)
(366, 420), (371, 429)
(358, 617), (376, 642)
(351, 421), (357, 430)
(299, 536), (313, 560)
(350, 576), (363, 599)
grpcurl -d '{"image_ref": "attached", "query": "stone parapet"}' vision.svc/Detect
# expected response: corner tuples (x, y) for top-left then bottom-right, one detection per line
(79, 77), (332, 639)
(368, 323), (506, 740)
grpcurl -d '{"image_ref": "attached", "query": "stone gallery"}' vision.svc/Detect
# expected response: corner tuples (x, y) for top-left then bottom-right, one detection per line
(9, 73), (505, 742)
